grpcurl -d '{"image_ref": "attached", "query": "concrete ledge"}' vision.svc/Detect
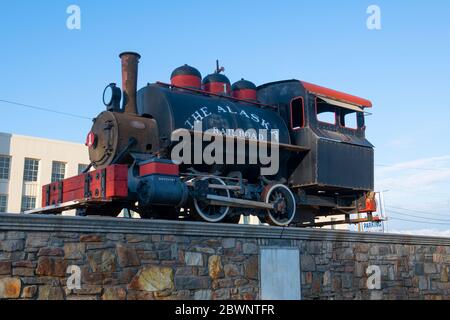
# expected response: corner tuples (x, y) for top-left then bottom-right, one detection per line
(1, 213), (449, 246)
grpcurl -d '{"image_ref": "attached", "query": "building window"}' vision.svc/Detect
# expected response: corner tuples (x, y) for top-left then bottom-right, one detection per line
(0, 195), (7, 213)
(21, 196), (36, 212)
(51, 161), (66, 182)
(0, 156), (11, 180)
(23, 158), (39, 182)
(290, 97), (304, 130)
(78, 164), (89, 175)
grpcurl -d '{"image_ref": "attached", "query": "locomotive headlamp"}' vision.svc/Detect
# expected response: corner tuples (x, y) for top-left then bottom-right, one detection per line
(102, 83), (121, 111)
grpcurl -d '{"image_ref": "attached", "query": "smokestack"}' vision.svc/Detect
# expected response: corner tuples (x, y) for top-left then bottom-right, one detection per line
(119, 51), (141, 114)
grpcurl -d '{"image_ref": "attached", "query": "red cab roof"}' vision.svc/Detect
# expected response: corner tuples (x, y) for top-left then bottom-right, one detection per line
(301, 81), (372, 108)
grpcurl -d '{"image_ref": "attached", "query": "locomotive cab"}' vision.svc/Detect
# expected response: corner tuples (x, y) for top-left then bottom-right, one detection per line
(258, 80), (375, 224)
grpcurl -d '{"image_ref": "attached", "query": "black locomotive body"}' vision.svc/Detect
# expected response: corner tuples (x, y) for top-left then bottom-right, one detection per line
(34, 52), (378, 228)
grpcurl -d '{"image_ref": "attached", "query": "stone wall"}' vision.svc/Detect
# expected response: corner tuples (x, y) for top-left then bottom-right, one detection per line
(0, 213), (449, 300)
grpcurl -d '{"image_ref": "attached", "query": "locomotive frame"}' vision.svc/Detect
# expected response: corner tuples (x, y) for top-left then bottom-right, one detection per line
(26, 52), (380, 228)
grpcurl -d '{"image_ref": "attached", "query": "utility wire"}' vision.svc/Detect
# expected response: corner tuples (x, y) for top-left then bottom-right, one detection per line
(388, 210), (450, 222)
(386, 205), (450, 217)
(0, 99), (91, 120)
(375, 164), (450, 172)
(389, 216), (450, 226)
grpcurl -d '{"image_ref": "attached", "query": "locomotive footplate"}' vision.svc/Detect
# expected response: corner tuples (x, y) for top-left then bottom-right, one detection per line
(24, 199), (114, 215)
(312, 214), (383, 228)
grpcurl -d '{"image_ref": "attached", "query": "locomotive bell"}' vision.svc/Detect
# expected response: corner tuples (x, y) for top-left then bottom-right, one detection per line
(88, 111), (160, 169)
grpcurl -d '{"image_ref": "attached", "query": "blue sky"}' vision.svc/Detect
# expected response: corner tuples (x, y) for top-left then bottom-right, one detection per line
(1, 1), (449, 234)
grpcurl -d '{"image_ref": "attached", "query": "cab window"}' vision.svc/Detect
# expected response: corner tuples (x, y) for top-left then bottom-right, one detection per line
(316, 98), (336, 124)
(290, 97), (304, 130)
(340, 110), (358, 129)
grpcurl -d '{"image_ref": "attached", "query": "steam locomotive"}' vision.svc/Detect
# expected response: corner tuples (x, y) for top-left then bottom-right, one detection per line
(30, 52), (377, 227)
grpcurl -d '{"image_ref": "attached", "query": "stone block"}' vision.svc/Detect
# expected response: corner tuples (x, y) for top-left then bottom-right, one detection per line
(355, 243), (370, 253)
(244, 256), (258, 280)
(212, 278), (234, 289)
(235, 279), (249, 287)
(37, 247), (64, 257)
(222, 238), (235, 249)
(323, 270), (331, 287)
(87, 250), (116, 273)
(208, 255), (223, 280)
(22, 285), (37, 299)
(441, 267), (448, 282)
(175, 267), (195, 276)
(158, 250), (172, 260)
(126, 235), (147, 243)
(370, 290), (383, 300)
(193, 246), (215, 255)
(0, 261), (12, 275)
(25, 234), (50, 248)
(127, 290), (155, 300)
(301, 255), (316, 272)
(212, 288), (230, 300)
(418, 276), (428, 290)
(102, 286), (127, 300)
(38, 286), (64, 300)
(415, 263), (424, 275)
(35, 257), (68, 277)
(64, 243), (85, 260)
(116, 243), (140, 267)
(185, 252), (203, 266)
(242, 243), (257, 255)
(128, 266), (174, 292)
(356, 253), (368, 262)
(13, 267), (35, 277)
(0, 277), (21, 299)
(6, 231), (26, 240)
(369, 245), (379, 256)
(223, 264), (240, 277)
(424, 263), (437, 274)
(0, 240), (24, 252)
(80, 234), (103, 242)
(306, 242), (323, 254)
(106, 234), (124, 241)
(174, 276), (211, 290)
(194, 289), (211, 300)
(71, 285), (102, 295)
(12, 261), (35, 268)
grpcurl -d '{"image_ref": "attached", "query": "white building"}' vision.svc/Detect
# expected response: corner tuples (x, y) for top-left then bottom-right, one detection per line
(0, 132), (90, 213)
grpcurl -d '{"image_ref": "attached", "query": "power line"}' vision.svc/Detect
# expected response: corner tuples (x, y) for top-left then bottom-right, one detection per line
(389, 216), (450, 225)
(388, 210), (450, 222)
(375, 164), (450, 172)
(0, 99), (91, 120)
(386, 205), (450, 217)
